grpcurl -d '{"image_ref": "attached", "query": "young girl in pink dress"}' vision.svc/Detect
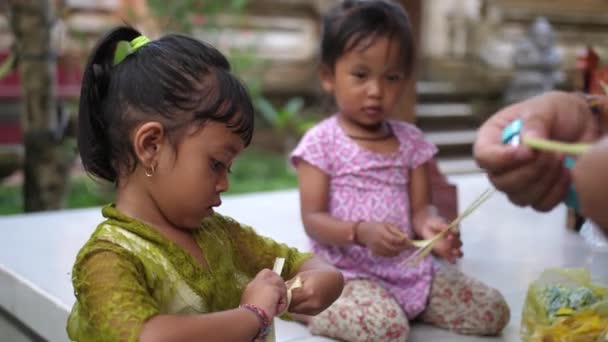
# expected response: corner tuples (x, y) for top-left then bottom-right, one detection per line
(291, 1), (510, 340)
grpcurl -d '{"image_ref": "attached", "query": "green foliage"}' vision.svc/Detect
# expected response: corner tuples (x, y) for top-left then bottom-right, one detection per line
(0, 177), (113, 215)
(146, 0), (248, 32)
(0, 149), (296, 214)
(67, 177), (115, 209)
(256, 97), (315, 137)
(228, 49), (268, 102)
(0, 151), (21, 180)
(0, 183), (20, 215)
(227, 147), (297, 194)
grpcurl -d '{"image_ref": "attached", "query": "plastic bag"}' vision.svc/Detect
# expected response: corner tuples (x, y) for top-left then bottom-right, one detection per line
(580, 221), (608, 249)
(521, 268), (608, 342)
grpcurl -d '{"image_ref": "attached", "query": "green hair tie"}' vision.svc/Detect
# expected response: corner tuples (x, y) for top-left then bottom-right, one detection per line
(113, 35), (150, 66)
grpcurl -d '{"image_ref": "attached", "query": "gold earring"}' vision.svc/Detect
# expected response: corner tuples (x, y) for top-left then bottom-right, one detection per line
(145, 163), (156, 177)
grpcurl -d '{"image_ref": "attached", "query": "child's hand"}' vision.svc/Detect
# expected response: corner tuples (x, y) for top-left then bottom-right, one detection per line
(287, 269), (344, 315)
(419, 217), (463, 263)
(356, 221), (411, 257)
(241, 269), (288, 317)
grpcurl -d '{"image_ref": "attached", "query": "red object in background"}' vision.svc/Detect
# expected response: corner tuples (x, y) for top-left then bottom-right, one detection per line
(576, 46), (600, 93)
(0, 122), (21, 144)
(576, 46), (599, 72)
(0, 51), (83, 144)
(575, 46), (608, 96)
(0, 52), (83, 101)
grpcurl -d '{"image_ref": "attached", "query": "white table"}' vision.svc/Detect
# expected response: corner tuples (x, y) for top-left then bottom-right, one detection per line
(1, 174), (604, 341)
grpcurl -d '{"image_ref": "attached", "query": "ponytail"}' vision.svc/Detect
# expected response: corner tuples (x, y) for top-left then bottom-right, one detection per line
(77, 27), (141, 182)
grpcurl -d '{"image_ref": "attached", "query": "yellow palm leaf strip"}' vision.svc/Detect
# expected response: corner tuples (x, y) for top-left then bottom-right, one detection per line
(523, 137), (591, 156)
(404, 188), (495, 266)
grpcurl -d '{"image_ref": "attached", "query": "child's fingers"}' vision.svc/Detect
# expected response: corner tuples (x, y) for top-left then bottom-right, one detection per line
(276, 288), (288, 311)
(263, 271), (288, 305)
(447, 229), (460, 238)
(446, 232), (462, 246)
(437, 244), (456, 263)
(381, 225), (407, 245)
(376, 244), (399, 257)
(376, 238), (405, 256)
(384, 239), (404, 253)
(432, 234), (463, 262)
(385, 234), (411, 253)
(447, 249), (463, 264)
(449, 243), (463, 257)
(385, 224), (408, 240)
(429, 222), (448, 234)
(447, 234), (462, 247)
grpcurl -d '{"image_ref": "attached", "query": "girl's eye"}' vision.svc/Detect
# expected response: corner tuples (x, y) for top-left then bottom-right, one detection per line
(387, 74), (403, 81)
(211, 159), (224, 171)
(211, 159), (233, 173)
(352, 72), (367, 79)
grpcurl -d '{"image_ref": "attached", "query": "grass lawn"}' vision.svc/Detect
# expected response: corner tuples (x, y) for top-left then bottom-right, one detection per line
(0, 148), (297, 215)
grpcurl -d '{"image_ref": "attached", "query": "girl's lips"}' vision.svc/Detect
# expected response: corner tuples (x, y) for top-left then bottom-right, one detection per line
(206, 201), (221, 214)
(364, 106), (383, 116)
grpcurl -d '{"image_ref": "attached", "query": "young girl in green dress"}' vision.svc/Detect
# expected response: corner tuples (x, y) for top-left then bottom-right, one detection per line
(67, 26), (343, 342)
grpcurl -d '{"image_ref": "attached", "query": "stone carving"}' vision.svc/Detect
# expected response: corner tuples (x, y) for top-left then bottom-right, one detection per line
(505, 17), (563, 104)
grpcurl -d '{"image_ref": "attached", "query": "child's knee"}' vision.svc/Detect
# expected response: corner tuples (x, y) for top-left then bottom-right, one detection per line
(310, 293), (410, 341)
(478, 288), (511, 335)
(364, 302), (410, 341)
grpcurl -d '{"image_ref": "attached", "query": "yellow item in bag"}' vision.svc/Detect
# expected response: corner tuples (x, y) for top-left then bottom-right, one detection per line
(521, 268), (608, 342)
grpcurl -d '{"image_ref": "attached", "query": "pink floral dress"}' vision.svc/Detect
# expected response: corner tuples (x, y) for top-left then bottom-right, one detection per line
(291, 115), (438, 318)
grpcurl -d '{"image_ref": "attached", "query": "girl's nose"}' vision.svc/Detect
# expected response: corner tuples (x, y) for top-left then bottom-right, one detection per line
(216, 172), (229, 193)
(367, 79), (382, 98)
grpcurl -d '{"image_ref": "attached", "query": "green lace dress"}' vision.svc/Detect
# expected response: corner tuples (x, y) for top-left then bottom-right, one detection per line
(67, 205), (311, 342)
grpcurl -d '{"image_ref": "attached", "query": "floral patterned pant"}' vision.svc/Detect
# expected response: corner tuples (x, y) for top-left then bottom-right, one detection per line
(309, 266), (510, 342)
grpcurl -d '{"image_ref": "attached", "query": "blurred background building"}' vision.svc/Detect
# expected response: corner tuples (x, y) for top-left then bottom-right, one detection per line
(2, 0), (608, 209)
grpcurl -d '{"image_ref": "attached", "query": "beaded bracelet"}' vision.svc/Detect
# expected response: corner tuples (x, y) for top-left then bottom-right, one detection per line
(240, 303), (271, 340)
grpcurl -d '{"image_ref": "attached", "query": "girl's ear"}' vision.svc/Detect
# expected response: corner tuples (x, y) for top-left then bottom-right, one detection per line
(132, 122), (165, 169)
(319, 65), (335, 93)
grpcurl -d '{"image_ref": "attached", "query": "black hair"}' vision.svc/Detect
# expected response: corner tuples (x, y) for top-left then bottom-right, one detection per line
(78, 26), (254, 183)
(320, 0), (415, 75)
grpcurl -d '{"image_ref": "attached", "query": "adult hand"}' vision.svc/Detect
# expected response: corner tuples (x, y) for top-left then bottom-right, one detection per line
(474, 91), (599, 211)
(573, 136), (608, 230)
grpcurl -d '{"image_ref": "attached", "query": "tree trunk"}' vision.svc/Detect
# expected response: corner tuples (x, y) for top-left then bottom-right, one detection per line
(8, 0), (73, 211)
